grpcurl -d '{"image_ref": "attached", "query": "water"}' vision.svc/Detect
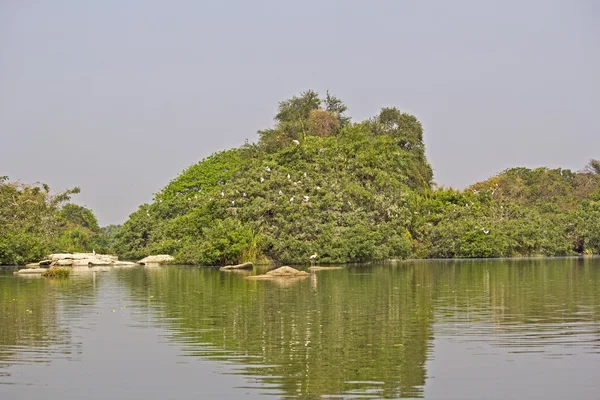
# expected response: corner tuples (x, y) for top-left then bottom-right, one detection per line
(1, 258), (599, 399)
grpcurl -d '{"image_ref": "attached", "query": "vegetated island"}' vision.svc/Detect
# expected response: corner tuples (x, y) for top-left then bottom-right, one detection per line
(2, 91), (599, 266)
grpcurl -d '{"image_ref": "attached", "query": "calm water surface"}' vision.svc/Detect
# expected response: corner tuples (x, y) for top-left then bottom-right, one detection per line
(0, 258), (599, 399)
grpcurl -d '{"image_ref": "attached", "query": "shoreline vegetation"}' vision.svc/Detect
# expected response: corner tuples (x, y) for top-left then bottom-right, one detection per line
(2, 91), (599, 266)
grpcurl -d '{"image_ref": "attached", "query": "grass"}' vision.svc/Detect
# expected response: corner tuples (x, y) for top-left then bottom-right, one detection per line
(42, 267), (71, 278)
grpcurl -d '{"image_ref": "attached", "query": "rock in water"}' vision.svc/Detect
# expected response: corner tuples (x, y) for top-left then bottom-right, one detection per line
(246, 266), (310, 280)
(137, 255), (175, 265)
(220, 262), (254, 271)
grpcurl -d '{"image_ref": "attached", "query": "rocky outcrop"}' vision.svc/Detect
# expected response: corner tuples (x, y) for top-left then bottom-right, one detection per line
(15, 253), (136, 275)
(220, 262), (254, 271)
(137, 255), (175, 265)
(246, 266), (310, 280)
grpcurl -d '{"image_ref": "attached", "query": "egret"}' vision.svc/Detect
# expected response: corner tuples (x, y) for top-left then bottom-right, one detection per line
(260, 177), (265, 183)
(289, 196), (295, 202)
(231, 200), (235, 206)
(287, 174), (291, 180)
(309, 252), (318, 266)
(221, 191), (225, 197)
(266, 167), (271, 172)
(303, 172), (307, 178)
(482, 229), (490, 235)
(243, 192), (247, 197)
(303, 195), (310, 202)
(293, 181), (298, 187)
(279, 190), (283, 195)
(316, 186), (321, 190)
(292, 140), (300, 145)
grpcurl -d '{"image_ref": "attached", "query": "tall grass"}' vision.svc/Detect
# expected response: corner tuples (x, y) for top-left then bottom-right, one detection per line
(42, 267), (71, 278)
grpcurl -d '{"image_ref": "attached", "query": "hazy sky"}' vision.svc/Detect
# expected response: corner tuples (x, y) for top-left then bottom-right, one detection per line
(1, 0), (598, 225)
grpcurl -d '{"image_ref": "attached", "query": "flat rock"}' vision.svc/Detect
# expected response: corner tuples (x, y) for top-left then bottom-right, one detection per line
(138, 255), (174, 265)
(308, 266), (343, 271)
(56, 259), (73, 266)
(246, 266), (310, 280)
(220, 262), (254, 271)
(14, 268), (46, 275)
(39, 259), (52, 266)
(26, 262), (40, 268)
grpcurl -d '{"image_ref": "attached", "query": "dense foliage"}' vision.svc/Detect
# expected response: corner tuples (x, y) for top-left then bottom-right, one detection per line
(114, 91), (600, 265)
(0, 176), (114, 265)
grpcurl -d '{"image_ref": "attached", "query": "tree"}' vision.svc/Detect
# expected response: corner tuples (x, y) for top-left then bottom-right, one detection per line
(585, 159), (600, 175)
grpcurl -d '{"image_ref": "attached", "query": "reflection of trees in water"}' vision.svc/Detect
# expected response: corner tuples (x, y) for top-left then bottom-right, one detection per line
(0, 272), (98, 368)
(119, 266), (433, 398)
(428, 258), (600, 351)
(118, 258), (600, 398)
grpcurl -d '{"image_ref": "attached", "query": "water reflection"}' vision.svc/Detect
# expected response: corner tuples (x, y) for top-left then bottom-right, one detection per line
(0, 258), (599, 399)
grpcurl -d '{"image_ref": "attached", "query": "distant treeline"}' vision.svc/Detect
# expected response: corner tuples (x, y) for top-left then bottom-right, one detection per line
(0, 176), (120, 265)
(2, 92), (599, 265)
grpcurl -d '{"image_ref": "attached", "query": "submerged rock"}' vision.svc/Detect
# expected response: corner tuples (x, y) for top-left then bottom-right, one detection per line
(220, 262), (254, 271)
(246, 266), (310, 280)
(138, 255), (175, 265)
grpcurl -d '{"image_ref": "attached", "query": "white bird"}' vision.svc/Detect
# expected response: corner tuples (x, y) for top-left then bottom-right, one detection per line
(221, 191), (225, 197)
(303, 195), (310, 202)
(287, 174), (291, 180)
(231, 200), (235, 206)
(260, 177), (265, 183)
(309, 252), (318, 265)
(92, 249), (95, 255)
(266, 167), (271, 172)
(482, 229), (490, 235)
(243, 192), (247, 197)
(292, 140), (300, 145)
(278, 190), (283, 195)
(316, 186), (321, 190)
(303, 172), (307, 178)
(289, 196), (295, 202)
(293, 181), (298, 187)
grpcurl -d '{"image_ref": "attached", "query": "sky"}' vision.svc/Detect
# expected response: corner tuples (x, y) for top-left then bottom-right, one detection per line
(1, 0), (599, 225)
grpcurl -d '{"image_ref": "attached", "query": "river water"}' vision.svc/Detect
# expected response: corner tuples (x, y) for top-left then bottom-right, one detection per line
(1, 258), (599, 399)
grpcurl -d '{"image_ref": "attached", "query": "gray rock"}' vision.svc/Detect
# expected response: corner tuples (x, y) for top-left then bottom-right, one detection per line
(138, 255), (174, 265)
(220, 262), (253, 271)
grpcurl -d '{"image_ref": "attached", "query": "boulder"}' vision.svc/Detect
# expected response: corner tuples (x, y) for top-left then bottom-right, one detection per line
(220, 262), (254, 271)
(38, 259), (52, 266)
(56, 259), (73, 266)
(246, 266), (310, 280)
(138, 255), (174, 265)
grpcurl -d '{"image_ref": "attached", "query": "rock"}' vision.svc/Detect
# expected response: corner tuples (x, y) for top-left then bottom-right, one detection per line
(56, 259), (73, 266)
(220, 262), (254, 271)
(308, 266), (343, 271)
(26, 262), (40, 268)
(72, 259), (92, 266)
(138, 255), (174, 265)
(112, 261), (137, 266)
(48, 253), (74, 261)
(14, 268), (47, 275)
(246, 266), (310, 280)
(39, 259), (52, 266)
(88, 259), (111, 266)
